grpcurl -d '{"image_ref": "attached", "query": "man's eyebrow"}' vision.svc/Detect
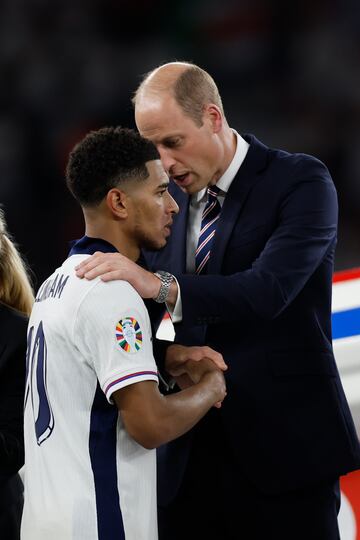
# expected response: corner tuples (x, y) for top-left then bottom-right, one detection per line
(162, 135), (181, 143)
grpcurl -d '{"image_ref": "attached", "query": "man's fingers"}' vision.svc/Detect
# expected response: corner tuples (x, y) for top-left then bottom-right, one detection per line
(76, 265), (96, 278)
(202, 347), (227, 370)
(76, 263), (118, 281)
(75, 252), (102, 269)
(75, 258), (102, 277)
(75, 261), (94, 277)
(191, 348), (227, 371)
(100, 270), (124, 282)
(78, 262), (111, 280)
(201, 354), (227, 371)
(165, 344), (228, 373)
(75, 252), (118, 276)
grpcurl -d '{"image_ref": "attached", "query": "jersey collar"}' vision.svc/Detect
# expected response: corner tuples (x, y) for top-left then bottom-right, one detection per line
(68, 235), (118, 256)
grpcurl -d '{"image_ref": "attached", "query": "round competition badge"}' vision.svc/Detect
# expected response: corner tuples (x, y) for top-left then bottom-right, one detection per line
(116, 317), (143, 353)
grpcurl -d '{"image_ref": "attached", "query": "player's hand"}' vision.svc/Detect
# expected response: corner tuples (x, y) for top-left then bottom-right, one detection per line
(75, 252), (161, 299)
(165, 344), (227, 407)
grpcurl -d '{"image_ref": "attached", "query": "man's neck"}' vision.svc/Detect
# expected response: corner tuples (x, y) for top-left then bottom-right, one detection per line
(222, 126), (238, 172)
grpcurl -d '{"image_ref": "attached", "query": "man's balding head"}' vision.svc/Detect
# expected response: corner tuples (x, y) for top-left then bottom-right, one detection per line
(132, 62), (225, 127)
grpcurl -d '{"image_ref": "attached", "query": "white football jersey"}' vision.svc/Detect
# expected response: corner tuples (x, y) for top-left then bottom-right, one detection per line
(21, 253), (159, 540)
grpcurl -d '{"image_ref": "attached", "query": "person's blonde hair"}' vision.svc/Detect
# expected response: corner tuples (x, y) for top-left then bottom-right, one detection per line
(0, 208), (34, 316)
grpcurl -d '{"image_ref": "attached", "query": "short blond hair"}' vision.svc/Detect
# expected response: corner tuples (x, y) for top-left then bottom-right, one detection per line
(0, 208), (34, 316)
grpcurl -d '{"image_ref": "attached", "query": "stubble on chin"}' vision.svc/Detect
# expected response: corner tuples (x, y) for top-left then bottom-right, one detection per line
(139, 235), (167, 252)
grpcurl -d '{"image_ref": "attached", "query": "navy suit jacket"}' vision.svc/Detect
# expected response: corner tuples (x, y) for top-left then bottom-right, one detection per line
(144, 134), (360, 502)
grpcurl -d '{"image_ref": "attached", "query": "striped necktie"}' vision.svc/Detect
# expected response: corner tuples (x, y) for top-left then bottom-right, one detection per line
(195, 185), (221, 274)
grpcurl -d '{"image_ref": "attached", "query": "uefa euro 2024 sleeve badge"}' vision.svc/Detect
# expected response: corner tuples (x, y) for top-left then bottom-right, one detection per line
(116, 317), (143, 353)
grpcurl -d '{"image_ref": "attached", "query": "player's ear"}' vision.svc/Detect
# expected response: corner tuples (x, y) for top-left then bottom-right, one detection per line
(106, 188), (128, 218)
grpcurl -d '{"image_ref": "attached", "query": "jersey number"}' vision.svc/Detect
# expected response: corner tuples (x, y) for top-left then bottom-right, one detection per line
(25, 321), (55, 445)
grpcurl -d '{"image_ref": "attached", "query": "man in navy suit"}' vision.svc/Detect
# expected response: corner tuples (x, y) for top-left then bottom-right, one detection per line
(76, 62), (360, 539)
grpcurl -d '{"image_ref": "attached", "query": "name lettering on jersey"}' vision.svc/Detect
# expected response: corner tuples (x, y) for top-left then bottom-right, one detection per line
(35, 273), (69, 302)
(115, 317), (143, 353)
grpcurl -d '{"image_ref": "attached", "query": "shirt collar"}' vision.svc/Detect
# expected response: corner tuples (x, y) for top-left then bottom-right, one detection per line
(68, 236), (148, 267)
(68, 235), (118, 256)
(193, 130), (249, 204)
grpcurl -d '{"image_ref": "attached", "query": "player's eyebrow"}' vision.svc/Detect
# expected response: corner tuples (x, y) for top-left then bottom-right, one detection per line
(157, 181), (169, 189)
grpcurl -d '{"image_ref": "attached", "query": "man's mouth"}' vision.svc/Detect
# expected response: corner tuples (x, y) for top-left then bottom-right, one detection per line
(172, 172), (191, 186)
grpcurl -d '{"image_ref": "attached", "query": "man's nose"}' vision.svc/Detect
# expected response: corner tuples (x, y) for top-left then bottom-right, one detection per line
(158, 147), (176, 174)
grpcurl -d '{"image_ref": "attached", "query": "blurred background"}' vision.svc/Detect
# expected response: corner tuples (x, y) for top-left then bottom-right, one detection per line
(1, 0), (359, 287)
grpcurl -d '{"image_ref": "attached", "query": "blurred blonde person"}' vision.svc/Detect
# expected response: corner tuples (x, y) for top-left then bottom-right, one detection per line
(0, 208), (34, 539)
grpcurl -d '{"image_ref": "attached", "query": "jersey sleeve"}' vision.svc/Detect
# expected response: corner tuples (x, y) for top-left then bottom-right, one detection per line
(73, 279), (159, 403)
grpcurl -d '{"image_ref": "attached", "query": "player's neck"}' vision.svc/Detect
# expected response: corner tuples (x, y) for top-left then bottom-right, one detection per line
(84, 221), (140, 262)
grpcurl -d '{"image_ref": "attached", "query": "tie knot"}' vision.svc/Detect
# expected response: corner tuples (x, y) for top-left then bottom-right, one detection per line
(207, 185), (220, 201)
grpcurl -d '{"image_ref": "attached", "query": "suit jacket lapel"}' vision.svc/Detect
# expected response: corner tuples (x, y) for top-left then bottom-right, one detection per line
(208, 134), (269, 273)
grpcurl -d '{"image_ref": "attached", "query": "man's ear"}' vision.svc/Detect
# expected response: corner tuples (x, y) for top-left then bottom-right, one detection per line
(203, 104), (223, 133)
(106, 188), (128, 218)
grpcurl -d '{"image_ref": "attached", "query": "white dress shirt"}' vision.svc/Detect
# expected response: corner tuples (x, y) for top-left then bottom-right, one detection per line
(169, 130), (249, 323)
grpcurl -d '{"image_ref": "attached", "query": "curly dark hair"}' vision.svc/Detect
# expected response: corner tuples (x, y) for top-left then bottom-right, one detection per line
(66, 126), (160, 206)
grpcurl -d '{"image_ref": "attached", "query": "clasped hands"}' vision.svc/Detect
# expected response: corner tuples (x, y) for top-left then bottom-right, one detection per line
(76, 252), (227, 407)
(165, 344), (227, 408)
